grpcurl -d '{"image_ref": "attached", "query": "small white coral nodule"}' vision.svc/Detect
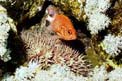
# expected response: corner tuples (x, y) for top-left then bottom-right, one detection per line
(101, 34), (122, 57)
(87, 13), (110, 34)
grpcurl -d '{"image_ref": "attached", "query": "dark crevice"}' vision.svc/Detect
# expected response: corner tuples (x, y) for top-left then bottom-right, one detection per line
(17, 0), (52, 34)
(114, 52), (122, 64)
(110, 0), (117, 8)
(69, 16), (91, 38)
(62, 40), (85, 54)
(3, 30), (27, 73)
(97, 27), (109, 41)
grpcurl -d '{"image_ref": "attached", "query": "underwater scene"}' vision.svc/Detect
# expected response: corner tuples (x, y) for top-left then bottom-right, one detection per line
(0, 0), (122, 81)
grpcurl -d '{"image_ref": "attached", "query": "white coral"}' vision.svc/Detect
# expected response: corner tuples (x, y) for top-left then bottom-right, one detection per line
(0, 5), (11, 62)
(89, 65), (108, 81)
(108, 67), (122, 81)
(89, 65), (122, 81)
(101, 34), (122, 57)
(35, 64), (88, 81)
(85, 0), (111, 35)
(85, 0), (98, 16)
(85, 0), (111, 16)
(3, 60), (122, 81)
(2, 74), (15, 81)
(98, 0), (111, 12)
(88, 13), (110, 34)
(2, 59), (88, 81)
(14, 59), (40, 81)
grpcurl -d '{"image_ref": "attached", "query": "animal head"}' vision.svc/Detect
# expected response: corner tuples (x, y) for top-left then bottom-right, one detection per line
(46, 5), (77, 40)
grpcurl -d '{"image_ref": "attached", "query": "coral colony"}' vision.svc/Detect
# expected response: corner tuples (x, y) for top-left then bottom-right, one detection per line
(87, 12), (110, 34)
(101, 34), (122, 57)
(85, 0), (111, 35)
(0, 5), (11, 62)
(1, 0), (122, 81)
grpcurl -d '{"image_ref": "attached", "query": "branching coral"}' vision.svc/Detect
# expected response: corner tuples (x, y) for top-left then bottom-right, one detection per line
(34, 64), (88, 81)
(2, 59), (122, 81)
(85, 0), (111, 35)
(87, 12), (110, 34)
(88, 65), (122, 81)
(14, 59), (40, 81)
(88, 65), (108, 81)
(2, 60), (88, 81)
(2, 59), (40, 81)
(0, 5), (11, 62)
(0, 5), (17, 62)
(85, 0), (111, 16)
(108, 67), (122, 81)
(101, 34), (122, 57)
(21, 29), (91, 76)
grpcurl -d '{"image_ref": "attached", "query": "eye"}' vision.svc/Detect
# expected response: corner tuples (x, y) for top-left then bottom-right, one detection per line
(67, 30), (72, 34)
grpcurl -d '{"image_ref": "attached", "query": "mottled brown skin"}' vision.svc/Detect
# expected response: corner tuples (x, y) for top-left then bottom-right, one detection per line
(46, 5), (77, 40)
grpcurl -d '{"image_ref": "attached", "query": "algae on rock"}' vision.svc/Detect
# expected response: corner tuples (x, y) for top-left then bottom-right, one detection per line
(51, 0), (85, 21)
(23, 0), (44, 19)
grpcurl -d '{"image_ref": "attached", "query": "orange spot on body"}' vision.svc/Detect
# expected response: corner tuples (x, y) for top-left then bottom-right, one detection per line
(50, 14), (77, 40)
